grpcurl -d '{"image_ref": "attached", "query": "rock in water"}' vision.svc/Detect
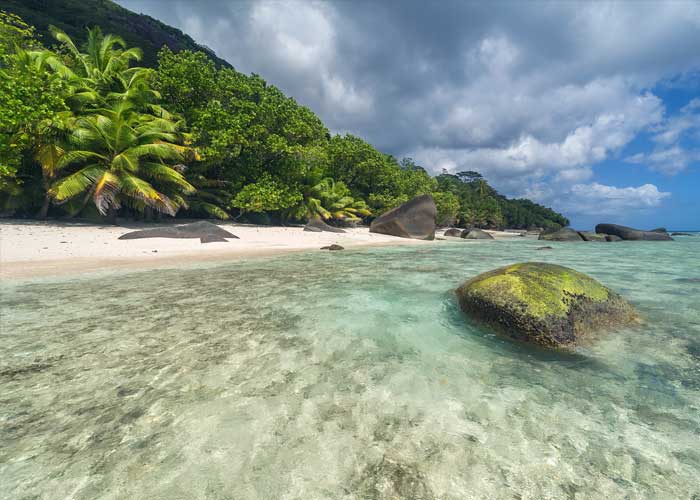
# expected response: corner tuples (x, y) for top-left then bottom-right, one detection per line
(320, 244), (344, 250)
(370, 195), (437, 240)
(538, 227), (584, 241)
(304, 218), (346, 233)
(118, 221), (239, 244)
(443, 228), (463, 237)
(595, 223), (673, 241)
(605, 234), (622, 242)
(578, 231), (607, 242)
(456, 262), (636, 349)
(462, 228), (494, 240)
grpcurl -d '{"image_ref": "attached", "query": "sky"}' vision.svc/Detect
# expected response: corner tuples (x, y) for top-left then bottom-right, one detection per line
(117, 0), (700, 229)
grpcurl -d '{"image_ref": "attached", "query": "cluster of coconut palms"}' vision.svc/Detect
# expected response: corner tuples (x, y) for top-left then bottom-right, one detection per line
(20, 27), (196, 219)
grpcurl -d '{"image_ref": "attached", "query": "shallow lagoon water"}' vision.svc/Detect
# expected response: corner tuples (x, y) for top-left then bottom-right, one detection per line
(1, 235), (699, 499)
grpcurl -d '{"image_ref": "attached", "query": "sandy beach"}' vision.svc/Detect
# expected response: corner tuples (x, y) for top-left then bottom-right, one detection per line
(0, 220), (526, 280)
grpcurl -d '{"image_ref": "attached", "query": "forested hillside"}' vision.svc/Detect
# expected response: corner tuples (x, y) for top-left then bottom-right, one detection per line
(0, 0), (230, 68)
(0, 4), (569, 229)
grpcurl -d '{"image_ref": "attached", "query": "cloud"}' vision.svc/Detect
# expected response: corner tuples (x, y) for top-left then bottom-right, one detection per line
(524, 182), (670, 216)
(625, 97), (700, 174)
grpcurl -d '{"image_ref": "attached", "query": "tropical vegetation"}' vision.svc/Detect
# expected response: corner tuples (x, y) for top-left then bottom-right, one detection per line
(0, 9), (568, 229)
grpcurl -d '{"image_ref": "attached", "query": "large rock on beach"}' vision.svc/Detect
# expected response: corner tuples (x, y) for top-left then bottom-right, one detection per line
(118, 221), (239, 243)
(538, 227), (584, 241)
(578, 231), (607, 242)
(595, 223), (673, 241)
(304, 218), (346, 233)
(370, 195), (437, 240)
(456, 262), (637, 349)
(462, 229), (494, 240)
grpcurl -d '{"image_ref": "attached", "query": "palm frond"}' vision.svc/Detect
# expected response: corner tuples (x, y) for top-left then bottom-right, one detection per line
(50, 164), (104, 201)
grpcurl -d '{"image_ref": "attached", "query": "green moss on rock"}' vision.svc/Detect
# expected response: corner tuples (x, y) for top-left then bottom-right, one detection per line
(456, 262), (636, 349)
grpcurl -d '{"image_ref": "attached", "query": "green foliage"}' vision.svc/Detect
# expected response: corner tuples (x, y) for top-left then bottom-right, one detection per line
(231, 174), (302, 214)
(433, 191), (460, 226)
(0, 11), (67, 193)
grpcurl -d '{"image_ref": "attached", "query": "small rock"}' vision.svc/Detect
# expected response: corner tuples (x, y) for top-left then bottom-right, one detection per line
(462, 228), (494, 240)
(443, 228), (463, 237)
(537, 246), (553, 250)
(320, 244), (344, 251)
(152, 250), (158, 253)
(304, 218), (346, 233)
(578, 231), (607, 242)
(539, 227), (583, 241)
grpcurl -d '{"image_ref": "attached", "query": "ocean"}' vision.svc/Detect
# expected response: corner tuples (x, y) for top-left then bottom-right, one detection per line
(1, 234), (699, 499)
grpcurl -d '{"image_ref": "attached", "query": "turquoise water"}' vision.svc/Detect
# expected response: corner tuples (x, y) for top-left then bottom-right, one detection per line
(1, 235), (699, 499)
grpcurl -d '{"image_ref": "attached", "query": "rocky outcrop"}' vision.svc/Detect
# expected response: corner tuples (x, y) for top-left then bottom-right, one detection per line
(456, 263), (637, 349)
(578, 231), (607, 242)
(605, 234), (622, 242)
(370, 195), (437, 240)
(320, 244), (344, 250)
(538, 227), (584, 241)
(304, 218), (346, 233)
(671, 232), (693, 236)
(118, 221), (239, 243)
(443, 228), (464, 237)
(462, 229), (494, 240)
(595, 223), (673, 241)
(650, 227), (667, 233)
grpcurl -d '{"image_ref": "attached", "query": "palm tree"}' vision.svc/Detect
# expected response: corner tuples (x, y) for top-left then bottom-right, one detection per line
(285, 177), (371, 222)
(43, 26), (151, 111)
(49, 100), (194, 218)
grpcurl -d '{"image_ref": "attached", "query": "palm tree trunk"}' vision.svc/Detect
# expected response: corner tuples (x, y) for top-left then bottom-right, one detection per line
(36, 195), (51, 218)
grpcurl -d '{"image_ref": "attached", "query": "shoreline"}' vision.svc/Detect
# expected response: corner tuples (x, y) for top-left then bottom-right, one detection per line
(0, 219), (524, 280)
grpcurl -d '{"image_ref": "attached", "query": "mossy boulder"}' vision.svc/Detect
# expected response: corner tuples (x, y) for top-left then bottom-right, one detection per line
(456, 262), (636, 349)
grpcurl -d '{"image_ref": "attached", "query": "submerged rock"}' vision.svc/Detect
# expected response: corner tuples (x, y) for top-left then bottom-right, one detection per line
(595, 223), (673, 241)
(303, 218), (346, 233)
(118, 221), (239, 244)
(578, 231), (607, 242)
(354, 457), (434, 500)
(443, 228), (463, 237)
(320, 244), (344, 250)
(456, 262), (637, 349)
(462, 228), (494, 240)
(671, 232), (693, 236)
(538, 227), (583, 241)
(370, 195), (437, 240)
(536, 246), (553, 250)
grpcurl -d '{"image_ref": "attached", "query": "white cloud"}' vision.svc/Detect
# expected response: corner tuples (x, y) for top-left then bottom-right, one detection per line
(524, 182), (670, 216)
(625, 97), (700, 174)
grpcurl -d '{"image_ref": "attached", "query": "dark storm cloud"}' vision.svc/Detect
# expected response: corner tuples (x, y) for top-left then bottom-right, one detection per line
(118, 0), (700, 214)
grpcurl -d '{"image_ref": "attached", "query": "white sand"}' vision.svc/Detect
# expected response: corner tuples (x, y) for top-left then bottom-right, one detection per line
(0, 220), (525, 279)
(0, 220), (429, 279)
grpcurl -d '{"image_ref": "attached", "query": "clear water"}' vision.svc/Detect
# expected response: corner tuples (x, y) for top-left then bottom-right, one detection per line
(1, 235), (699, 500)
